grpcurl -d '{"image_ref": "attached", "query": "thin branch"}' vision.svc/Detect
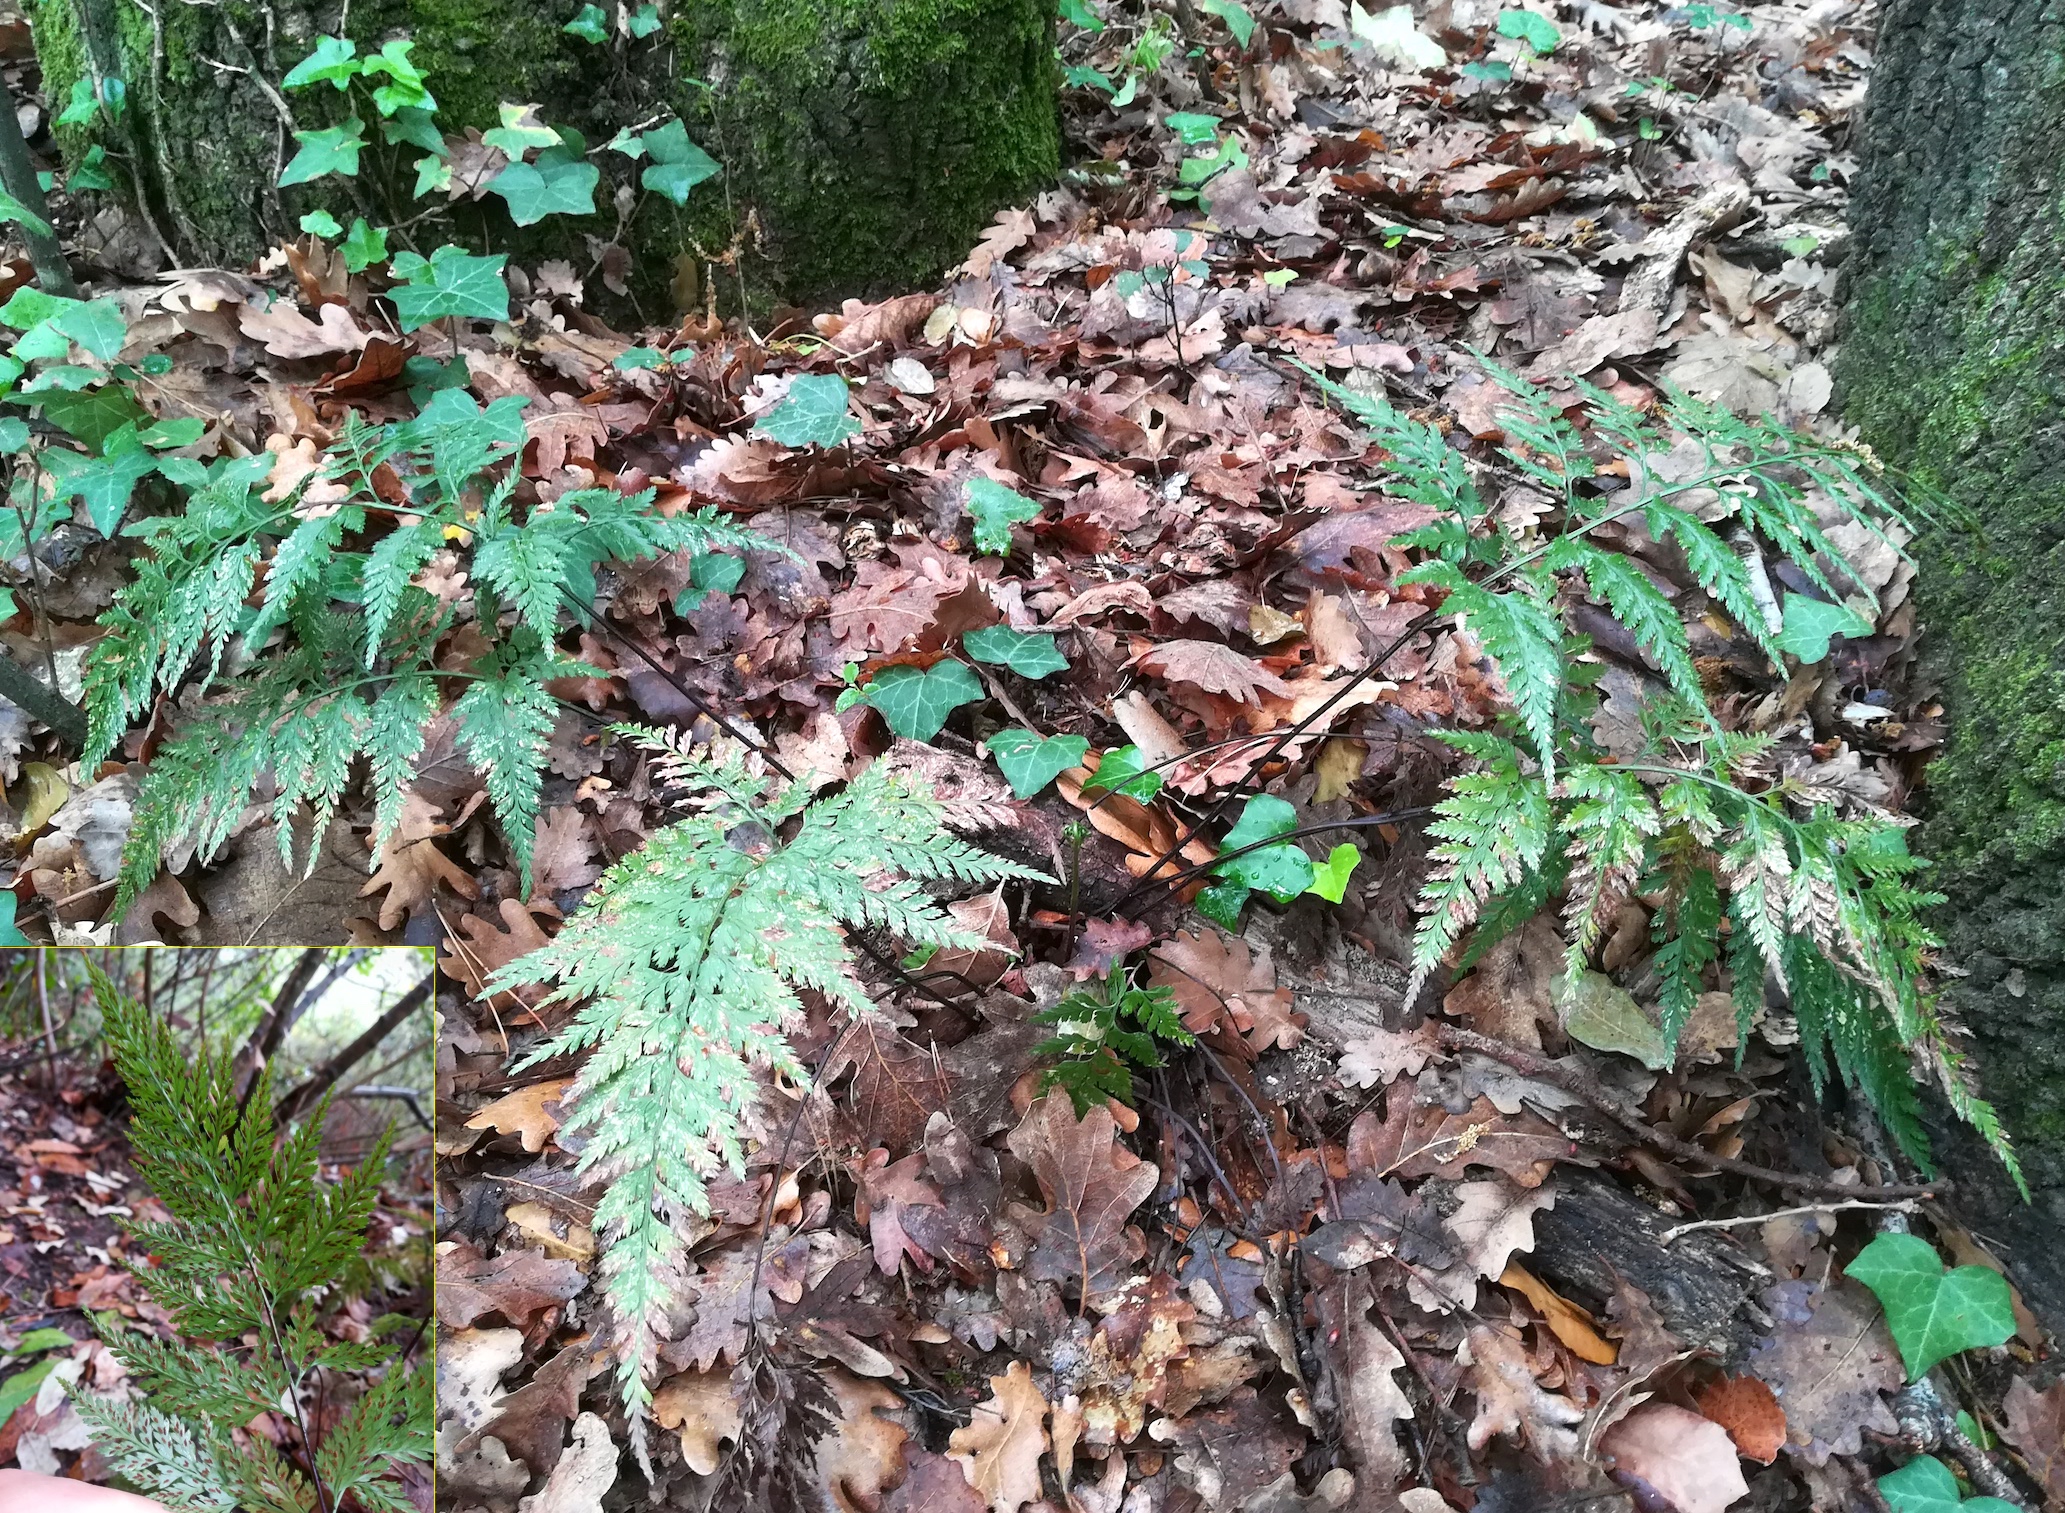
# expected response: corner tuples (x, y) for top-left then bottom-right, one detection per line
(273, 972), (435, 1128)
(1658, 1199), (1919, 1243)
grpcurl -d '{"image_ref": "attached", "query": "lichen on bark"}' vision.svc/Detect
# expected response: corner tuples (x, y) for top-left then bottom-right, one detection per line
(26, 0), (1059, 306)
(1840, 0), (2065, 1324)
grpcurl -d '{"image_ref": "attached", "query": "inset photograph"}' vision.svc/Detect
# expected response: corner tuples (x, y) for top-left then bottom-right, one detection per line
(0, 947), (432, 1510)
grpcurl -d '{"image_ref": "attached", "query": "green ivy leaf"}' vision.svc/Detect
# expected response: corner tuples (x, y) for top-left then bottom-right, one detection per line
(988, 729), (1090, 798)
(0, 418), (27, 452)
(279, 117), (366, 187)
(68, 145), (114, 193)
(52, 300), (127, 361)
(861, 661), (984, 741)
(0, 1358), (56, 1423)
(1775, 592), (1875, 663)
(389, 245), (510, 331)
(1200, 0), (1256, 46)
(1305, 843), (1359, 902)
(490, 145), (599, 225)
(0, 190), (50, 239)
(300, 209), (344, 238)
(482, 103), (564, 158)
(673, 550), (746, 614)
(1496, 7), (1561, 51)
(46, 426), (157, 535)
(1215, 795), (1313, 902)
(57, 77), (122, 127)
(965, 477), (1040, 554)
(341, 218), (389, 272)
(639, 119), (721, 204)
(1195, 878), (1249, 931)
(282, 36), (361, 90)
(1082, 746), (1163, 800)
(614, 346), (667, 370)
(963, 625), (1070, 679)
(1875, 1456), (2019, 1513)
(628, 3), (663, 37)
(32, 384), (147, 451)
(1166, 112), (1222, 144)
(1845, 1233), (2016, 1380)
(136, 417), (205, 448)
(362, 39), (436, 115)
(383, 106), (446, 155)
(565, 3), (610, 40)
(1057, 0), (1105, 29)
(0, 893), (28, 948)
(753, 374), (859, 447)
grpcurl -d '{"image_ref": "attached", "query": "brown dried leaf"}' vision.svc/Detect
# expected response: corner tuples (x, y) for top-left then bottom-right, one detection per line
(463, 1078), (574, 1154)
(436, 1242), (587, 1331)
(1598, 1403), (1749, 1513)
(1694, 1373), (1787, 1465)
(1136, 640), (1293, 704)
(946, 1361), (1049, 1513)
(652, 1369), (740, 1476)
(1463, 1324), (1584, 1460)
(360, 791), (477, 930)
(1005, 1090), (1159, 1294)
(2001, 1377), (2065, 1503)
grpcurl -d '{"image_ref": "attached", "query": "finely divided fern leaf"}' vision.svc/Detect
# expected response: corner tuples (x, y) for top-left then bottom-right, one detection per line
(490, 739), (1049, 1466)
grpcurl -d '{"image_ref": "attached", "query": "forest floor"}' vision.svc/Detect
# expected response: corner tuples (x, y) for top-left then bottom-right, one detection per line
(0, 0), (2060, 1506)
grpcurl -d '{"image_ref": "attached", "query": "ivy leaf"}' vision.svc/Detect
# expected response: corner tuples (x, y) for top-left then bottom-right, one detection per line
(1305, 843), (1359, 902)
(1846, 1233), (2015, 1380)
(282, 36), (361, 90)
(389, 246), (510, 330)
(300, 209), (344, 238)
(32, 384), (147, 451)
(341, 219), (389, 272)
(988, 729), (1089, 798)
(673, 550), (745, 614)
(565, 3), (609, 41)
(1196, 879), (1249, 931)
(46, 299), (127, 361)
(965, 477), (1040, 554)
(1166, 111), (1221, 144)
(753, 375), (859, 447)
(362, 39), (435, 116)
(1057, 0), (1105, 30)
(0, 418), (27, 451)
(57, 76), (122, 127)
(490, 146), (599, 225)
(861, 661), (984, 741)
(1775, 592), (1875, 663)
(279, 117), (366, 187)
(963, 625), (1070, 679)
(628, 3), (663, 37)
(639, 119), (721, 204)
(382, 107), (446, 155)
(1200, 0), (1256, 45)
(1082, 746), (1162, 800)
(1215, 794), (1313, 902)
(45, 426), (158, 536)
(0, 893), (30, 948)
(1496, 7), (1561, 50)
(614, 346), (666, 370)
(136, 417), (205, 448)
(482, 103), (563, 158)
(0, 190), (50, 239)
(1876, 1456), (2019, 1513)
(68, 145), (114, 193)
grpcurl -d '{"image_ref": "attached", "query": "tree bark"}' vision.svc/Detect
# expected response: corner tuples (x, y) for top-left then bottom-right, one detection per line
(1840, 0), (2065, 1326)
(24, 0), (1059, 309)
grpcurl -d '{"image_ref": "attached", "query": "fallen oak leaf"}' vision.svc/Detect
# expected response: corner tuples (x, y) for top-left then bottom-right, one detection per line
(1136, 639), (1293, 705)
(463, 1078), (574, 1153)
(947, 1360), (1049, 1513)
(1693, 1373), (1786, 1465)
(435, 1242), (586, 1331)
(1005, 1089), (1159, 1295)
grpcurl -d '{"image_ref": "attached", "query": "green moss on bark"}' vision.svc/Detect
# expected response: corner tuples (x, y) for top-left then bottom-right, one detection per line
(27, 0), (1058, 305)
(1840, 0), (2065, 1322)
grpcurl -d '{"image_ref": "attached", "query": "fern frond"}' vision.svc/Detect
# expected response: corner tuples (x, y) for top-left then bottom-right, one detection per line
(1407, 731), (1552, 1006)
(1555, 763), (1659, 974)
(69, 1396), (238, 1512)
(452, 653), (561, 894)
(1405, 559), (1565, 784)
(1652, 865), (1722, 1045)
(1546, 537), (1708, 716)
(491, 747), (1049, 1464)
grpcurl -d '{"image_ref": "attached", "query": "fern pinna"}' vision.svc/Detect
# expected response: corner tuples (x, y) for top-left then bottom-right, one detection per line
(69, 962), (429, 1513)
(1297, 357), (2016, 1187)
(489, 730), (1046, 1465)
(84, 393), (766, 911)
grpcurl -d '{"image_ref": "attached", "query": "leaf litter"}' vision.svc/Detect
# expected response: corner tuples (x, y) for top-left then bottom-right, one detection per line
(0, 0), (2051, 1504)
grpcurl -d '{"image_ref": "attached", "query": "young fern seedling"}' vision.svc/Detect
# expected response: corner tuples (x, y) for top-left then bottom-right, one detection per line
(69, 962), (429, 1513)
(1295, 356), (2017, 1187)
(1035, 968), (1194, 1113)
(490, 730), (1048, 1471)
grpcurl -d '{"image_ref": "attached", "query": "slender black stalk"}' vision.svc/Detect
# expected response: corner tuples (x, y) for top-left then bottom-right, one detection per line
(0, 80), (79, 298)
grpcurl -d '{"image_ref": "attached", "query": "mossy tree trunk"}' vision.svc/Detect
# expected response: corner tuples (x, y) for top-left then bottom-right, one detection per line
(1840, 0), (2065, 1324)
(26, 0), (1059, 308)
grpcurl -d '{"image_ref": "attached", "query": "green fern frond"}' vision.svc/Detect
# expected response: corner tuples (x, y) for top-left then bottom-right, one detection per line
(1404, 560), (1565, 784)
(1555, 763), (1659, 974)
(1406, 731), (1553, 1005)
(490, 741), (1049, 1464)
